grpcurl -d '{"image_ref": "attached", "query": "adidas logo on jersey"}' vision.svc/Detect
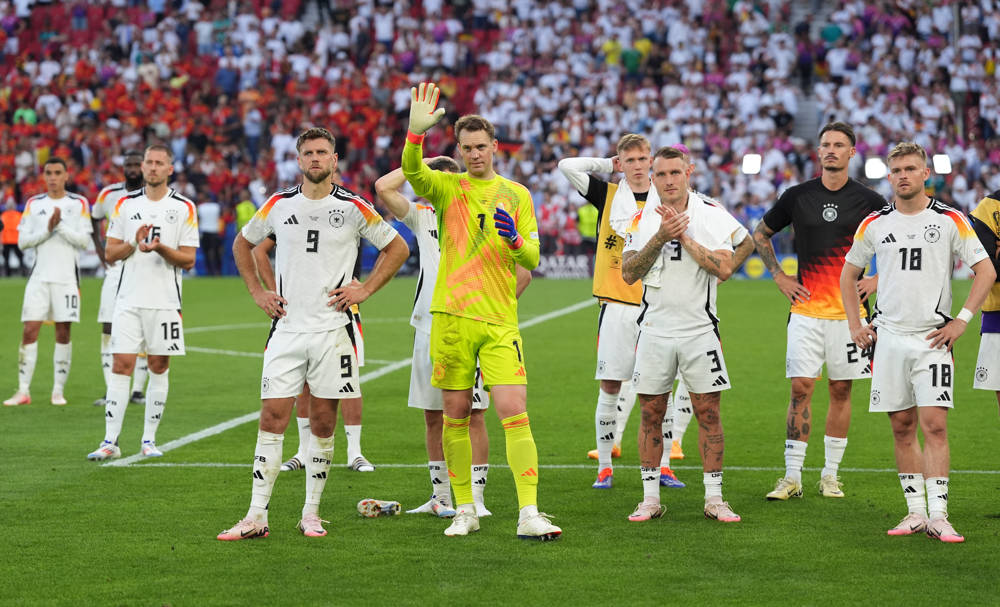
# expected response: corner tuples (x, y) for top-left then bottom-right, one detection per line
(131, 213), (142, 220)
(339, 383), (355, 393)
(881, 233), (897, 244)
(168, 343), (180, 352)
(936, 392), (951, 402)
(284, 215), (300, 225)
(903, 486), (918, 494)
(599, 432), (615, 441)
(711, 376), (728, 387)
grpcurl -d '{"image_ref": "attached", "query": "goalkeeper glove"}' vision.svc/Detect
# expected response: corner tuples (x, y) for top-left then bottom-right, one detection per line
(493, 207), (524, 249)
(407, 82), (446, 137)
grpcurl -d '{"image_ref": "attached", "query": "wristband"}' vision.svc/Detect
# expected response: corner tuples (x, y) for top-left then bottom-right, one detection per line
(127, 236), (138, 248)
(956, 308), (974, 323)
(406, 131), (425, 145)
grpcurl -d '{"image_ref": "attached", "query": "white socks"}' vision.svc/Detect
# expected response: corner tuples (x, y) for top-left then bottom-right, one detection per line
(641, 466), (659, 502)
(614, 381), (636, 449)
(294, 416), (311, 460)
(248, 430), (283, 524)
(784, 440), (807, 483)
(17, 342), (38, 393)
(595, 388), (618, 469)
(100, 334), (112, 393)
(132, 356), (149, 395)
(103, 372), (131, 444)
(471, 464), (489, 506)
(926, 477), (949, 520)
(672, 381), (693, 444)
(52, 342), (71, 395)
(704, 471), (724, 502)
(345, 424), (362, 463)
(899, 473), (927, 517)
(822, 435), (847, 478)
(660, 392), (674, 468)
(142, 369), (168, 444)
(428, 460), (452, 506)
(303, 433), (334, 517)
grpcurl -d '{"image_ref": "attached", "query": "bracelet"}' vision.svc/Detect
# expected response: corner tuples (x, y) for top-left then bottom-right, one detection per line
(406, 131), (425, 145)
(956, 308), (974, 323)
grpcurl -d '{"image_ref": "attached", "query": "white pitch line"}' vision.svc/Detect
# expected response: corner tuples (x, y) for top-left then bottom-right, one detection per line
(185, 318), (411, 334)
(120, 462), (1000, 474)
(105, 300), (590, 468)
(186, 322), (270, 334)
(103, 359), (415, 467)
(187, 346), (264, 359)
(186, 347), (401, 366)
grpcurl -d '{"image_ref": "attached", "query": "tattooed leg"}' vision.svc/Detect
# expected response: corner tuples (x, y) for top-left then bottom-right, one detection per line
(786, 377), (816, 442)
(691, 391), (724, 472)
(638, 393), (669, 468)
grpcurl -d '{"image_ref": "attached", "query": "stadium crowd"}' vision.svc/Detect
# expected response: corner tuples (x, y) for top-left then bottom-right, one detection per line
(0, 0), (999, 270)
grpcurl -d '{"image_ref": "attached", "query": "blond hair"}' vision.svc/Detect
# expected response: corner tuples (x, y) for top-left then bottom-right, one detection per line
(616, 134), (650, 155)
(887, 142), (926, 164)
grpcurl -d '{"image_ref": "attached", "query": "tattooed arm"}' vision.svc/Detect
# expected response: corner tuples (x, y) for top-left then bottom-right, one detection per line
(622, 236), (667, 285)
(678, 234), (735, 281)
(752, 220), (811, 303)
(622, 204), (689, 284)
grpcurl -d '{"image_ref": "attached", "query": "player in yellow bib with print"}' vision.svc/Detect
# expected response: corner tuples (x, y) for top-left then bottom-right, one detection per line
(402, 82), (561, 540)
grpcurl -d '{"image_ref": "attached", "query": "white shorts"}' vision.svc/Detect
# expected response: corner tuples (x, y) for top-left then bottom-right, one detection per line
(408, 329), (488, 410)
(595, 301), (641, 380)
(97, 263), (122, 324)
(974, 333), (1000, 391)
(632, 330), (731, 395)
(111, 307), (183, 355)
(21, 280), (80, 323)
(261, 327), (360, 400)
(869, 328), (954, 412)
(786, 314), (872, 380)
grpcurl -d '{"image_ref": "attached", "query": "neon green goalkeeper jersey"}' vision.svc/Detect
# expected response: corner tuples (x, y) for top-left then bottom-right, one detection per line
(402, 141), (540, 328)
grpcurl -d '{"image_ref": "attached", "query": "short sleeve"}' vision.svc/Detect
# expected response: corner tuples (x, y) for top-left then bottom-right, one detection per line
(180, 203), (200, 247)
(951, 213), (989, 267)
(761, 188), (794, 233)
(844, 220), (875, 269)
(241, 207), (273, 246)
(358, 209), (398, 250)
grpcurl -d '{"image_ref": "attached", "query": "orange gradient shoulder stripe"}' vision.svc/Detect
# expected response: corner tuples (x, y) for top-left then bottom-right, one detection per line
(182, 200), (197, 226)
(348, 197), (382, 225)
(854, 211), (881, 240)
(256, 194), (282, 220)
(940, 207), (975, 238)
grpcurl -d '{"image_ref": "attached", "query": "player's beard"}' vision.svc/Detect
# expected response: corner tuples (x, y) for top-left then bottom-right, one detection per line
(894, 185), (920, 201)
(303, 167), (332, 184)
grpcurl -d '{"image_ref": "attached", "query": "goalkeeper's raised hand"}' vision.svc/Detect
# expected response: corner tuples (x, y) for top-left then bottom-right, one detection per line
(494, 206), (524, 249)
(408, 82), (446, 136)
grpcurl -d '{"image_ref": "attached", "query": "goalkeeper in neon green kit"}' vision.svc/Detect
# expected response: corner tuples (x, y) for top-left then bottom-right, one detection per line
(402, 82), (562, 540)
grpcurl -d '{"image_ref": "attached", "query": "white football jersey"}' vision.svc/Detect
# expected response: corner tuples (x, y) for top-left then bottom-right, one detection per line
(846, 199), (988, 333)
(242, 184), (398, 333)
(93, 182), (137, 275)
(107, 188), (200, 309)
(401, 200), (439, 334)
(624, 193), (741, 338)
(18, 191), (93, 284)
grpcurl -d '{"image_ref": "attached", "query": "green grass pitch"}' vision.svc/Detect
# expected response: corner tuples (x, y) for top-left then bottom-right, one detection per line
(1, 276), (998, 605)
